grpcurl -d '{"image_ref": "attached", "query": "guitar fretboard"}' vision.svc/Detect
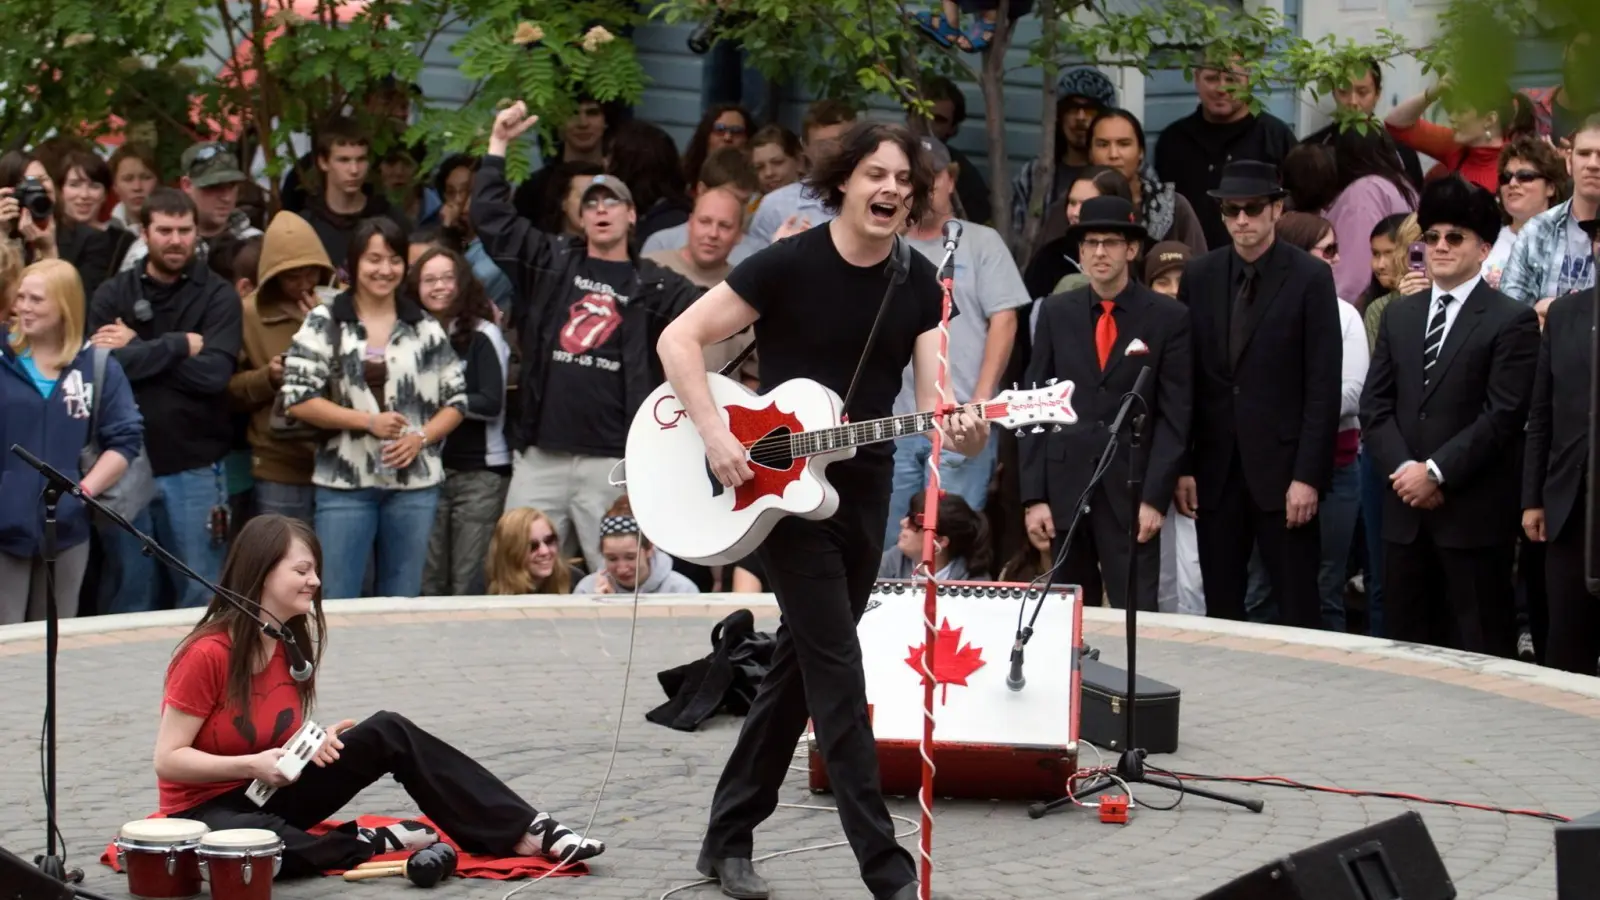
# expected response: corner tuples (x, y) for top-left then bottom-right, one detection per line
(787, 402), (998, 457)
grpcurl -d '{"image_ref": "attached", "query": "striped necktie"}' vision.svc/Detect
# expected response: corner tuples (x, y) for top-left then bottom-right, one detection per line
(1423, 294), (1454, 387)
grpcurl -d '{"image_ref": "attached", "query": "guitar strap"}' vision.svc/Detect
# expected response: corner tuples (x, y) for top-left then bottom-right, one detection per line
(717, 236), (911, 423)
(837, 234), (911, 422)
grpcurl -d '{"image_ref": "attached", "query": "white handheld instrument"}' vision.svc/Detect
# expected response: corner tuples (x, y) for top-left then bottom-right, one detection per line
(624, 374), (1078, 565)
(244, 719), (326, 807)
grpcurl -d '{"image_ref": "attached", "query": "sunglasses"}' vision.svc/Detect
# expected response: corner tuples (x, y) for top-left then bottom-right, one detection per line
(187, 143), (230, 175)
(582, 195), (625, 211)
(1420, 230), (1470, 248)
(1498, 168), (1544, 186)
(711, 122), (747, 136)
(528, 534), (560, 552)
(906, 512), (941, 534)
(1220, 200), (1270, 219)
(1315, 242), (1339, 258)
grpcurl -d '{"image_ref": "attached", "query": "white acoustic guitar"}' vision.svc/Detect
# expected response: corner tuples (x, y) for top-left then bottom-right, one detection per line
(624, 373), (1079, 565)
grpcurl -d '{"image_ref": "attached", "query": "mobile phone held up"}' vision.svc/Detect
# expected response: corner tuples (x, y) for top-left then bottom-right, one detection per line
(1408, 241), (1428, 272)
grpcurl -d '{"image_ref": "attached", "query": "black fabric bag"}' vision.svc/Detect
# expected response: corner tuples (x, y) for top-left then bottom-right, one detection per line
(646, 609), (774, 732)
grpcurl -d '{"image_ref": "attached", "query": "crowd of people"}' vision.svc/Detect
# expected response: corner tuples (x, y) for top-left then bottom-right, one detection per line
(0, 36), (1596, 680)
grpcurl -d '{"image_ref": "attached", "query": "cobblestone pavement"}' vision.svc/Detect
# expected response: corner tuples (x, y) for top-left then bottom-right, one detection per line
(1, 603), (1597, 900)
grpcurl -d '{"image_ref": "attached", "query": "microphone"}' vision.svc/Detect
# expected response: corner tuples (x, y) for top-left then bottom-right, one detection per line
(271, 627), (315, 683)
(941, 219), (963, 253)
(1006, 632), (1027, 692)
(1108, 365), (1152, 437)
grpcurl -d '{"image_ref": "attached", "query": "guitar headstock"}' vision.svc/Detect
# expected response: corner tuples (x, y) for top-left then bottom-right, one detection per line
(988, 381), (1078, 432)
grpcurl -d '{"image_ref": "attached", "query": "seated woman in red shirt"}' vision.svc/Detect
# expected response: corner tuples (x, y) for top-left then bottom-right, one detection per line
(152, 514), (605, 877)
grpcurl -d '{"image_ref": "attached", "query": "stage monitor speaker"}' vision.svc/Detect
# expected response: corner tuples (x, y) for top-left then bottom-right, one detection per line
(1196, 811), (1455, 900)
(0, 844), (73, 900)
(1555, 808), (1600, 899)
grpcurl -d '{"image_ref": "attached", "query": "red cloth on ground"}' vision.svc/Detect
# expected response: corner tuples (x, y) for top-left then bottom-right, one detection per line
(160, 633), (304, 813)
(100, 814), (589, 880)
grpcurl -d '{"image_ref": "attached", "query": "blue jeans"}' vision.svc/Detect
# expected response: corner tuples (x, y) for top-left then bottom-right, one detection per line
(106, 465), (228, 613)
(883, 431), (998, 548)
(314, 486), (440, 599)
(1357, 447), (1387, 637)
(1317, 459), (1361, 632)
(254, 481), (316, 525)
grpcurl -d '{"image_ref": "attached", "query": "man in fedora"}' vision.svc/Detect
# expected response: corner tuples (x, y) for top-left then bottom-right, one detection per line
(1361, 175), (1538, 656)
(1021, 195), (1191, 610)
(1175, 160), (1341, 628)
(1522, 215), (1600, 675)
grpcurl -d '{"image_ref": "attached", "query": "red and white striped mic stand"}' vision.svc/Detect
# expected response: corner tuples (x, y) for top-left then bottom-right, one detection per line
(913, 220), (963, 900)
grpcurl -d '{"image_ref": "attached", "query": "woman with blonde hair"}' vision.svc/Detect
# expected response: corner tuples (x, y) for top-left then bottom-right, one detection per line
(0, 259), (143, 623)
(485, 507), (577, 595)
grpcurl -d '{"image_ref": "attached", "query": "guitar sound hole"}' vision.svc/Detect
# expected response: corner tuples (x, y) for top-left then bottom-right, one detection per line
(749, 428), (795, 471)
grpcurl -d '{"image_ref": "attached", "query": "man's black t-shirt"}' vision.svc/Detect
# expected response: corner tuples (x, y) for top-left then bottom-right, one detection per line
(726, 224), (946, 480)
(537, 257), (634, 457)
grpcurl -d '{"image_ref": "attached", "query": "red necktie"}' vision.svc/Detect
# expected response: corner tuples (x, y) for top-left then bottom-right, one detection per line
(1095, 300), (1117, 370)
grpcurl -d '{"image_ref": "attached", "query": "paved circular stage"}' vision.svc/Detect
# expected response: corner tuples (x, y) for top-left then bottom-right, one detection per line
(1, 596), (1596, 900)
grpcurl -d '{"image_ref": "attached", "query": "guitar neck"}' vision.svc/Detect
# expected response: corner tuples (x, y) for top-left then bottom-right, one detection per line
(790, 401), (999, 456)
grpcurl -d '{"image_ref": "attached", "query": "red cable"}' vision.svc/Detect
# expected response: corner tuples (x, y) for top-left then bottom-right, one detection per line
(1157, 770), (1570, 822)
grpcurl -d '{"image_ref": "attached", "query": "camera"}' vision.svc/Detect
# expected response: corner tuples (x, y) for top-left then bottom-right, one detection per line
(15, 176), (52, 221)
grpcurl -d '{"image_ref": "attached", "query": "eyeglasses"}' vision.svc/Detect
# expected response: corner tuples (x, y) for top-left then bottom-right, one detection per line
(1420, 230), (1470, 248)
(1220, 200), (1270, 219)
(528, 534), (560, 552)
(711, 123), (747, 136)
(582, 195), (625, 211)
(906, 512), (940, 534)
(1498, 168), (1544, 186)
(420, 273), (457, 289)
(1080, 237), (1129, 252)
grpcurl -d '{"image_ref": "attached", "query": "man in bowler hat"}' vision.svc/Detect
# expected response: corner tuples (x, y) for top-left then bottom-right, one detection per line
(1361, 175), (1538, 657)
(1022, 196), (1192, 610)
(1175, 160), (1342, 628)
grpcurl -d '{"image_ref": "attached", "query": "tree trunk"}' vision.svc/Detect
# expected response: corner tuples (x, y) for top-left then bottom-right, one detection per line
(1017, 0), (1059, 266)
(981, 4), (1013, 247)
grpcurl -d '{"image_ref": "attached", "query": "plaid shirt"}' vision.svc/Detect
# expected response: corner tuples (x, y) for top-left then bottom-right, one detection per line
(1499, 199), (1594, 304)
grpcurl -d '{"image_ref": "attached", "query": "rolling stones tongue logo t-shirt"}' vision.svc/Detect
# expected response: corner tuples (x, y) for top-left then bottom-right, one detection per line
(538, 257), (634, 457)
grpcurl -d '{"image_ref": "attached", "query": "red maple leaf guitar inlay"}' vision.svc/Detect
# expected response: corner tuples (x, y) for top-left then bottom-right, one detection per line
(904, 619), (986, 704)
(725, 401), (806, 511)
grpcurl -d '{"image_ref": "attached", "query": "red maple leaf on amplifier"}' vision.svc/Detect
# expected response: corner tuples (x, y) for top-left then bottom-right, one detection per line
(905, 619), (986, 705)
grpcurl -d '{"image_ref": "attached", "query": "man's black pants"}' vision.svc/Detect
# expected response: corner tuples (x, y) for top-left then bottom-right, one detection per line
(1545, 515), (1600, 675)
(1198, 453), (1322, 628)
(179, 711), (538, 876)
(702, 483), (916, 900)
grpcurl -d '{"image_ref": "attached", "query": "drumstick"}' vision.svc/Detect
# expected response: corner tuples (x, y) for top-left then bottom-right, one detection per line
(353, 858), (406, 871)
(343, 865), (405, 881)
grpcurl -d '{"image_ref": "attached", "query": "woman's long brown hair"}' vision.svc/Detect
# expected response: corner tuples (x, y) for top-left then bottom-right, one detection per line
(168, 515), (328, 720)
(487, 507), (572, 595)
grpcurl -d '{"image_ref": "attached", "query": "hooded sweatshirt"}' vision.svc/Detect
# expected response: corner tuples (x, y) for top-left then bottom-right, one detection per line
(302, 189), (406, 282)
(226, 212), (334, 485)
(573, 544), (700, 594)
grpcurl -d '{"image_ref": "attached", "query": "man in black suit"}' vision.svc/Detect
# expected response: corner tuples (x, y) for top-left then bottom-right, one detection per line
(1521, 216), (1600, 675)
(1021, 196), (1192, 610)
(1174, 160), (1341, 628)
(1360, 176), (1539, 658)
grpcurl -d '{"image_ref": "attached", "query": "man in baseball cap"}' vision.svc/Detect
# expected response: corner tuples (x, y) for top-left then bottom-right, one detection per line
(120, 141), (261, 272)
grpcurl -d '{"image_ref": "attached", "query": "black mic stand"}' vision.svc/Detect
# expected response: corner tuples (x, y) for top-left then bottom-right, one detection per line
(1028, 413), (1263, 818)
(8, 444), (315, 889)
(37, 482), (74, 884)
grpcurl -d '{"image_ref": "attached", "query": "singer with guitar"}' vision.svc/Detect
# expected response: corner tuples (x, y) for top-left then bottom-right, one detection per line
(656, 122), (985, 900)
(152, 513), (606, 878)
(1021, 196), (1192, 611)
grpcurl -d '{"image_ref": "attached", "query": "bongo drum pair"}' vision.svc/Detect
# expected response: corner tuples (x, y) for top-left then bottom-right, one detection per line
(117, 820), (283, 900)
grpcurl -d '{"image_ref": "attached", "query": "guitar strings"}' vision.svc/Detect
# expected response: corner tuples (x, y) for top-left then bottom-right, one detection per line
(735, 401), (993, 466)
